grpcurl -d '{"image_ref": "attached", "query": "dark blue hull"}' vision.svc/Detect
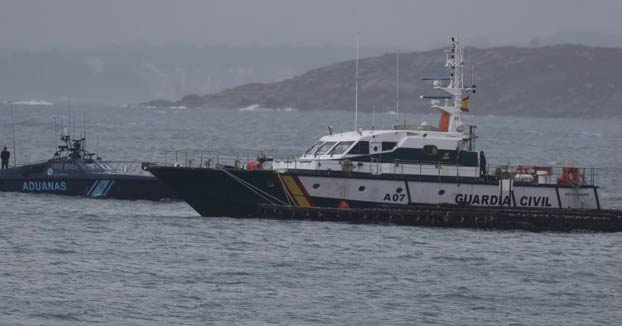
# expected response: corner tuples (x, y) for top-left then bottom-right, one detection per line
(0, 174), (175, 201)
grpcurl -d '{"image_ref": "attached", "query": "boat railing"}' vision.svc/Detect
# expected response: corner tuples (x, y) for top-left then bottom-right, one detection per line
(9, 159), (49, 168)
(147, 150), (598, 186)
(485, 165), (597, 186)
(148, 150), (297, 169)
(100, 160), (154, 175)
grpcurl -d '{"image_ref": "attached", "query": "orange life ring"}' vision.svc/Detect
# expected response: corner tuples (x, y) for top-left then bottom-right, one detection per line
(560, 167), (579, 183)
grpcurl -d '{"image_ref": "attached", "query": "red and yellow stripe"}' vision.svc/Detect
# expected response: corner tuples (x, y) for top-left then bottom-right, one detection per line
(280, 175), (314, 207)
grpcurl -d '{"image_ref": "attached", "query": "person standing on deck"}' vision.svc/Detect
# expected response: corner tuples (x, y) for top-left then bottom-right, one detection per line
(479, 151), (487, 177)
(1, 146), (10, 169)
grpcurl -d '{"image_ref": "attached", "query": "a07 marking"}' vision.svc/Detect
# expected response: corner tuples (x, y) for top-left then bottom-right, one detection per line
(383, 193), (406, 202)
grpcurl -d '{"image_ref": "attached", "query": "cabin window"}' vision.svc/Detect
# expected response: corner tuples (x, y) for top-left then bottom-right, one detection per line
(328, 141), (354, 155)
(382, 142), (397, 151)
(50, 163), (63, 171)
(304, 141), (325, 155)
(313, 183), (320, 189)
(423, 145), (438, 156)
(358, 186), (366, 192)
(315, 142), (337, 155)
(63, 163), (80, 171)
(396, 187), (403, 193)
(438, 189), (446, 196)
(347, 141), (370, 155)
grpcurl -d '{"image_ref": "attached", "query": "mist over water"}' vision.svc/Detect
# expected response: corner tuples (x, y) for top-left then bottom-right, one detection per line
(1, 104), (621, 325)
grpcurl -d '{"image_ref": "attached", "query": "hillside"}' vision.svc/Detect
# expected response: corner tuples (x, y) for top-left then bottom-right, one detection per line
(0, 44), (388, 103)
(149, 45), (622, 117)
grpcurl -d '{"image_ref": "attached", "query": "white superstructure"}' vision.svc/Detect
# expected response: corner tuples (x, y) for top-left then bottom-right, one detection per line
(271, 37), (478, 177)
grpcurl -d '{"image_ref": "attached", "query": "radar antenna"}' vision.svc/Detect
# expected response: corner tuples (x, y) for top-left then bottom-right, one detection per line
(420, 37), (476, 133)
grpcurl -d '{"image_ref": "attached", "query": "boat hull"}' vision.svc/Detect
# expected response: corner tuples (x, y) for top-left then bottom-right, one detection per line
(148, 167), (288, 216)
(148, 166), (600, 217)
(0, 174), (175, 201)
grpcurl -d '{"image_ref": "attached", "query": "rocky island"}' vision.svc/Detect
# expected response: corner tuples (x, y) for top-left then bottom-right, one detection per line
(146, 44), (622, 117)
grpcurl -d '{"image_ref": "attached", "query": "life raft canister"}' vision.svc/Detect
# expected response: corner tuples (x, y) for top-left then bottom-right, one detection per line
(246, 161), (261, 171)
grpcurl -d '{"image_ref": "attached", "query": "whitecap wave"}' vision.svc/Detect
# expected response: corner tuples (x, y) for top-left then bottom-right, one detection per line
(526, 130), (544, 136)
(239, 104), (297, 112)
(12, 99), (55, 106)
(239, 104), (267, 111)
(580, 131), (602, 137)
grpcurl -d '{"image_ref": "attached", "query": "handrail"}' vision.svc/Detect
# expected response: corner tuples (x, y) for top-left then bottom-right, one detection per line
(148, 149), (599, 186)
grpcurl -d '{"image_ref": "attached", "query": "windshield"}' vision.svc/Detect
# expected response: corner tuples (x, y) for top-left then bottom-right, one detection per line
(315, 142), (337, 155)
(328, 141), (354, 155)
(83, 162), (105, 171)
(304, 141), (324, 155)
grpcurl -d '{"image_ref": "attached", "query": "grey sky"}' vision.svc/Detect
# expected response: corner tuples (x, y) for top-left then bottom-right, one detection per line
(1, 0), (621, 50)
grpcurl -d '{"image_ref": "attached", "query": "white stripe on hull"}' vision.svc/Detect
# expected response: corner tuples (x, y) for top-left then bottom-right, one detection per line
(295, 176), (598, 209)
(298, 176), (409, 205)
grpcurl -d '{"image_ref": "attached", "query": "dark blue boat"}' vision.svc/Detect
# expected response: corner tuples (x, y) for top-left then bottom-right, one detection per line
(0, 130), (175, 201)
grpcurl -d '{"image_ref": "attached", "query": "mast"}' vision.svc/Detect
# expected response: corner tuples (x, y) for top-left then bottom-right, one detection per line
(83, 112), (87, 151)
(420, 37), (476, 133)
(67, 97), (71, 138)
(371, 105), (375, 130)
(354, 34), (359, 132)
(10, 102), (16, 166)
(396, 51), (400, 128)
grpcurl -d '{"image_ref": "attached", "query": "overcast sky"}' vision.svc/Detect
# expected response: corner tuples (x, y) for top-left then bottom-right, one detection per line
(1, 0), (621, 50)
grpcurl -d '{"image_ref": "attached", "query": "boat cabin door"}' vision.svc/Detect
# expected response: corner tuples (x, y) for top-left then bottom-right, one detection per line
(369, 141), (382, 175)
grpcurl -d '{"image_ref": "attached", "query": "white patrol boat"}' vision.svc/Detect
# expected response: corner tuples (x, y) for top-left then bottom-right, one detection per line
(148, 37), (600, 217)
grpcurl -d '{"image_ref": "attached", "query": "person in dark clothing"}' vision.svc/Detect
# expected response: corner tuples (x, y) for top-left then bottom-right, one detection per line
(1, 146), (10, 170)
(479, 150), (487, 177)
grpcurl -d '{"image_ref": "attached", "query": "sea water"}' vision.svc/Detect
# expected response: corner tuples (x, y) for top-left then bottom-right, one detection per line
(1, 104), (621, 325)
